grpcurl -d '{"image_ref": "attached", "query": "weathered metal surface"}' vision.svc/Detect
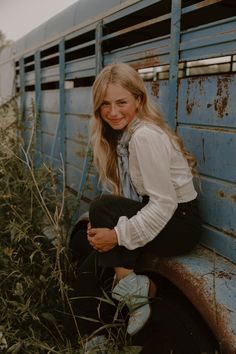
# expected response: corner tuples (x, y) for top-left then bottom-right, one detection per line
(65, 88), (92, 115)
(181, 17), (236, 61)
(201, 225), (236, 264)
(139, 245), (236, 354)
(146, 80), (170, 121)
(66, 163), (100, 197)
(65, 57), (95, 78)
(103, 13), (171, 42)
(168, 0), (181, 130)
(199, 177), (236, 236)
(104, 37), (170, 67)
(179, 74), (236, 127)
(179, 126), (236, 182)
(95, 21), (103, 75)
(65, 114), (90, 143)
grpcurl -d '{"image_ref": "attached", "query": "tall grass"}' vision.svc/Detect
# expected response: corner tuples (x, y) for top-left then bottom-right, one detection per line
(0, 100), (80, 353)
(0, 100), (143, 353)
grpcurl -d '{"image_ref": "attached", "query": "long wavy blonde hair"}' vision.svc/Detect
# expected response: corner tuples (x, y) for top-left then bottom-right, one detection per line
(90, 62), (197, 194)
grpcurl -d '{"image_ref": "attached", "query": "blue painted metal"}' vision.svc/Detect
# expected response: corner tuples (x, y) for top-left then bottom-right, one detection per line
(201, 224), (236, 264)
(104, 35), (170, 67)
(95, 21), (103, 75)
(179, 126), (236, 183)
(178, 74), (236, 128)
(181, 17), (236, 61)
(168, 0), (182, 130)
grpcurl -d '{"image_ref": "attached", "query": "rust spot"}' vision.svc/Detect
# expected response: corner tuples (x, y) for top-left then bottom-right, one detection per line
(202, 138), (206, 164)
(219, 190), (225, 198)
(131, 52), (160, 71)
(186, 98), (194, 115)
(217, 271), (232, 280)
(186, 79), (194, 115)
(223, 229), (236, 238)
(231, 195), (236, 203)
(185, 77), (205, 115)
(213, 76), (232, 118)
(151, 81), (160, 97)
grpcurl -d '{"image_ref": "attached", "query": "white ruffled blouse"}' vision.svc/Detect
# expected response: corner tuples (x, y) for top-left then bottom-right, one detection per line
(114, 123), (197, 250)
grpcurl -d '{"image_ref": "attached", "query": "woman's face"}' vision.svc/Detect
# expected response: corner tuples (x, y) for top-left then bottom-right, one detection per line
(100, 83), (139, 130)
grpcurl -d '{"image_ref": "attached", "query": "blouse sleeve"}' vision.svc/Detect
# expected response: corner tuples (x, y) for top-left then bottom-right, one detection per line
(114, 126), (178, 250)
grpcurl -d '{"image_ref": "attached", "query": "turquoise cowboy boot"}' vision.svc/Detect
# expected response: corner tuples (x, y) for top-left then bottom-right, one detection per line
(112, 272), (154, 335)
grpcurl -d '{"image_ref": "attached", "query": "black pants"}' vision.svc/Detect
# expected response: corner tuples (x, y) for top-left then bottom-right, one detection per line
(69, 195), (201, 337)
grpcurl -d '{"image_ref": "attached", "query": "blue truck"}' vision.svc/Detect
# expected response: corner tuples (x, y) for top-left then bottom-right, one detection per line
(0, 1), (235, 353)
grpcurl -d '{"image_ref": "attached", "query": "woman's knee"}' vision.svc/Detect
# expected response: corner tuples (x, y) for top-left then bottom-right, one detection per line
(89, 195), (117, 225)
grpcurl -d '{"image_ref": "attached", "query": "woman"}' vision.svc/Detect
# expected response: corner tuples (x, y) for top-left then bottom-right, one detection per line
(70, 62), (201, 352)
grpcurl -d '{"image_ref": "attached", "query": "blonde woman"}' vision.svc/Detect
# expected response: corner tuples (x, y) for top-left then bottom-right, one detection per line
(70, 62), (201, 352)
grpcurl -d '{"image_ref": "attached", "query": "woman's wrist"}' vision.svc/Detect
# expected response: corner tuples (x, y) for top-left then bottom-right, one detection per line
(111, 228), (118, 245)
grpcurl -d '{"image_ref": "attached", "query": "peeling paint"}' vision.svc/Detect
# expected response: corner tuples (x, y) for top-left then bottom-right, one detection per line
(151, 81), (160, 97)
(186, 79), (194, 115)
(185, 77), (205, 115)
(131, 52), (160, 71)
(213, 76), (232, 118)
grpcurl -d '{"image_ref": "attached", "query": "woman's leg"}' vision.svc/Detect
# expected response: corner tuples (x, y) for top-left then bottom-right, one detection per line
(70, 195), (144, 339)
(69, 219), (92, 266)
(136, 199), (201, 260)
(69, 250), (115, 338)
(89, 195), (145, 269)
(89, 195), (155, 336)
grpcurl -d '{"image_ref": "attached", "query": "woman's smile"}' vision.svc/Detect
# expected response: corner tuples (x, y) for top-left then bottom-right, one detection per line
(100, 83), (139, 130)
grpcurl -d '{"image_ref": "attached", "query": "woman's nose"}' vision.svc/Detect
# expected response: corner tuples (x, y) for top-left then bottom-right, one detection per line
(109, 104), (118, 116)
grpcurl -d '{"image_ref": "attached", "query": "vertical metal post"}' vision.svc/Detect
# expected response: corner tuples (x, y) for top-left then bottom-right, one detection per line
(95, 21), (103, 75)
(35, 50), (42, 164)
(75, 22), (104, 220)
(168, 0), (182, 130)
(59, 39), (66, 163)
(19, 57), (25, 123)
(50, 39), (65, 165)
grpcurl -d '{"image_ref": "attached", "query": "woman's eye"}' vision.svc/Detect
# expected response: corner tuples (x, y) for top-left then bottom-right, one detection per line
(119, 101), (127, 105)
(101, 102), (109, 108)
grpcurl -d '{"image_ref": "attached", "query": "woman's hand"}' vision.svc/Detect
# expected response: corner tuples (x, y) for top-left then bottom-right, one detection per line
(87, 225), (118, 252)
